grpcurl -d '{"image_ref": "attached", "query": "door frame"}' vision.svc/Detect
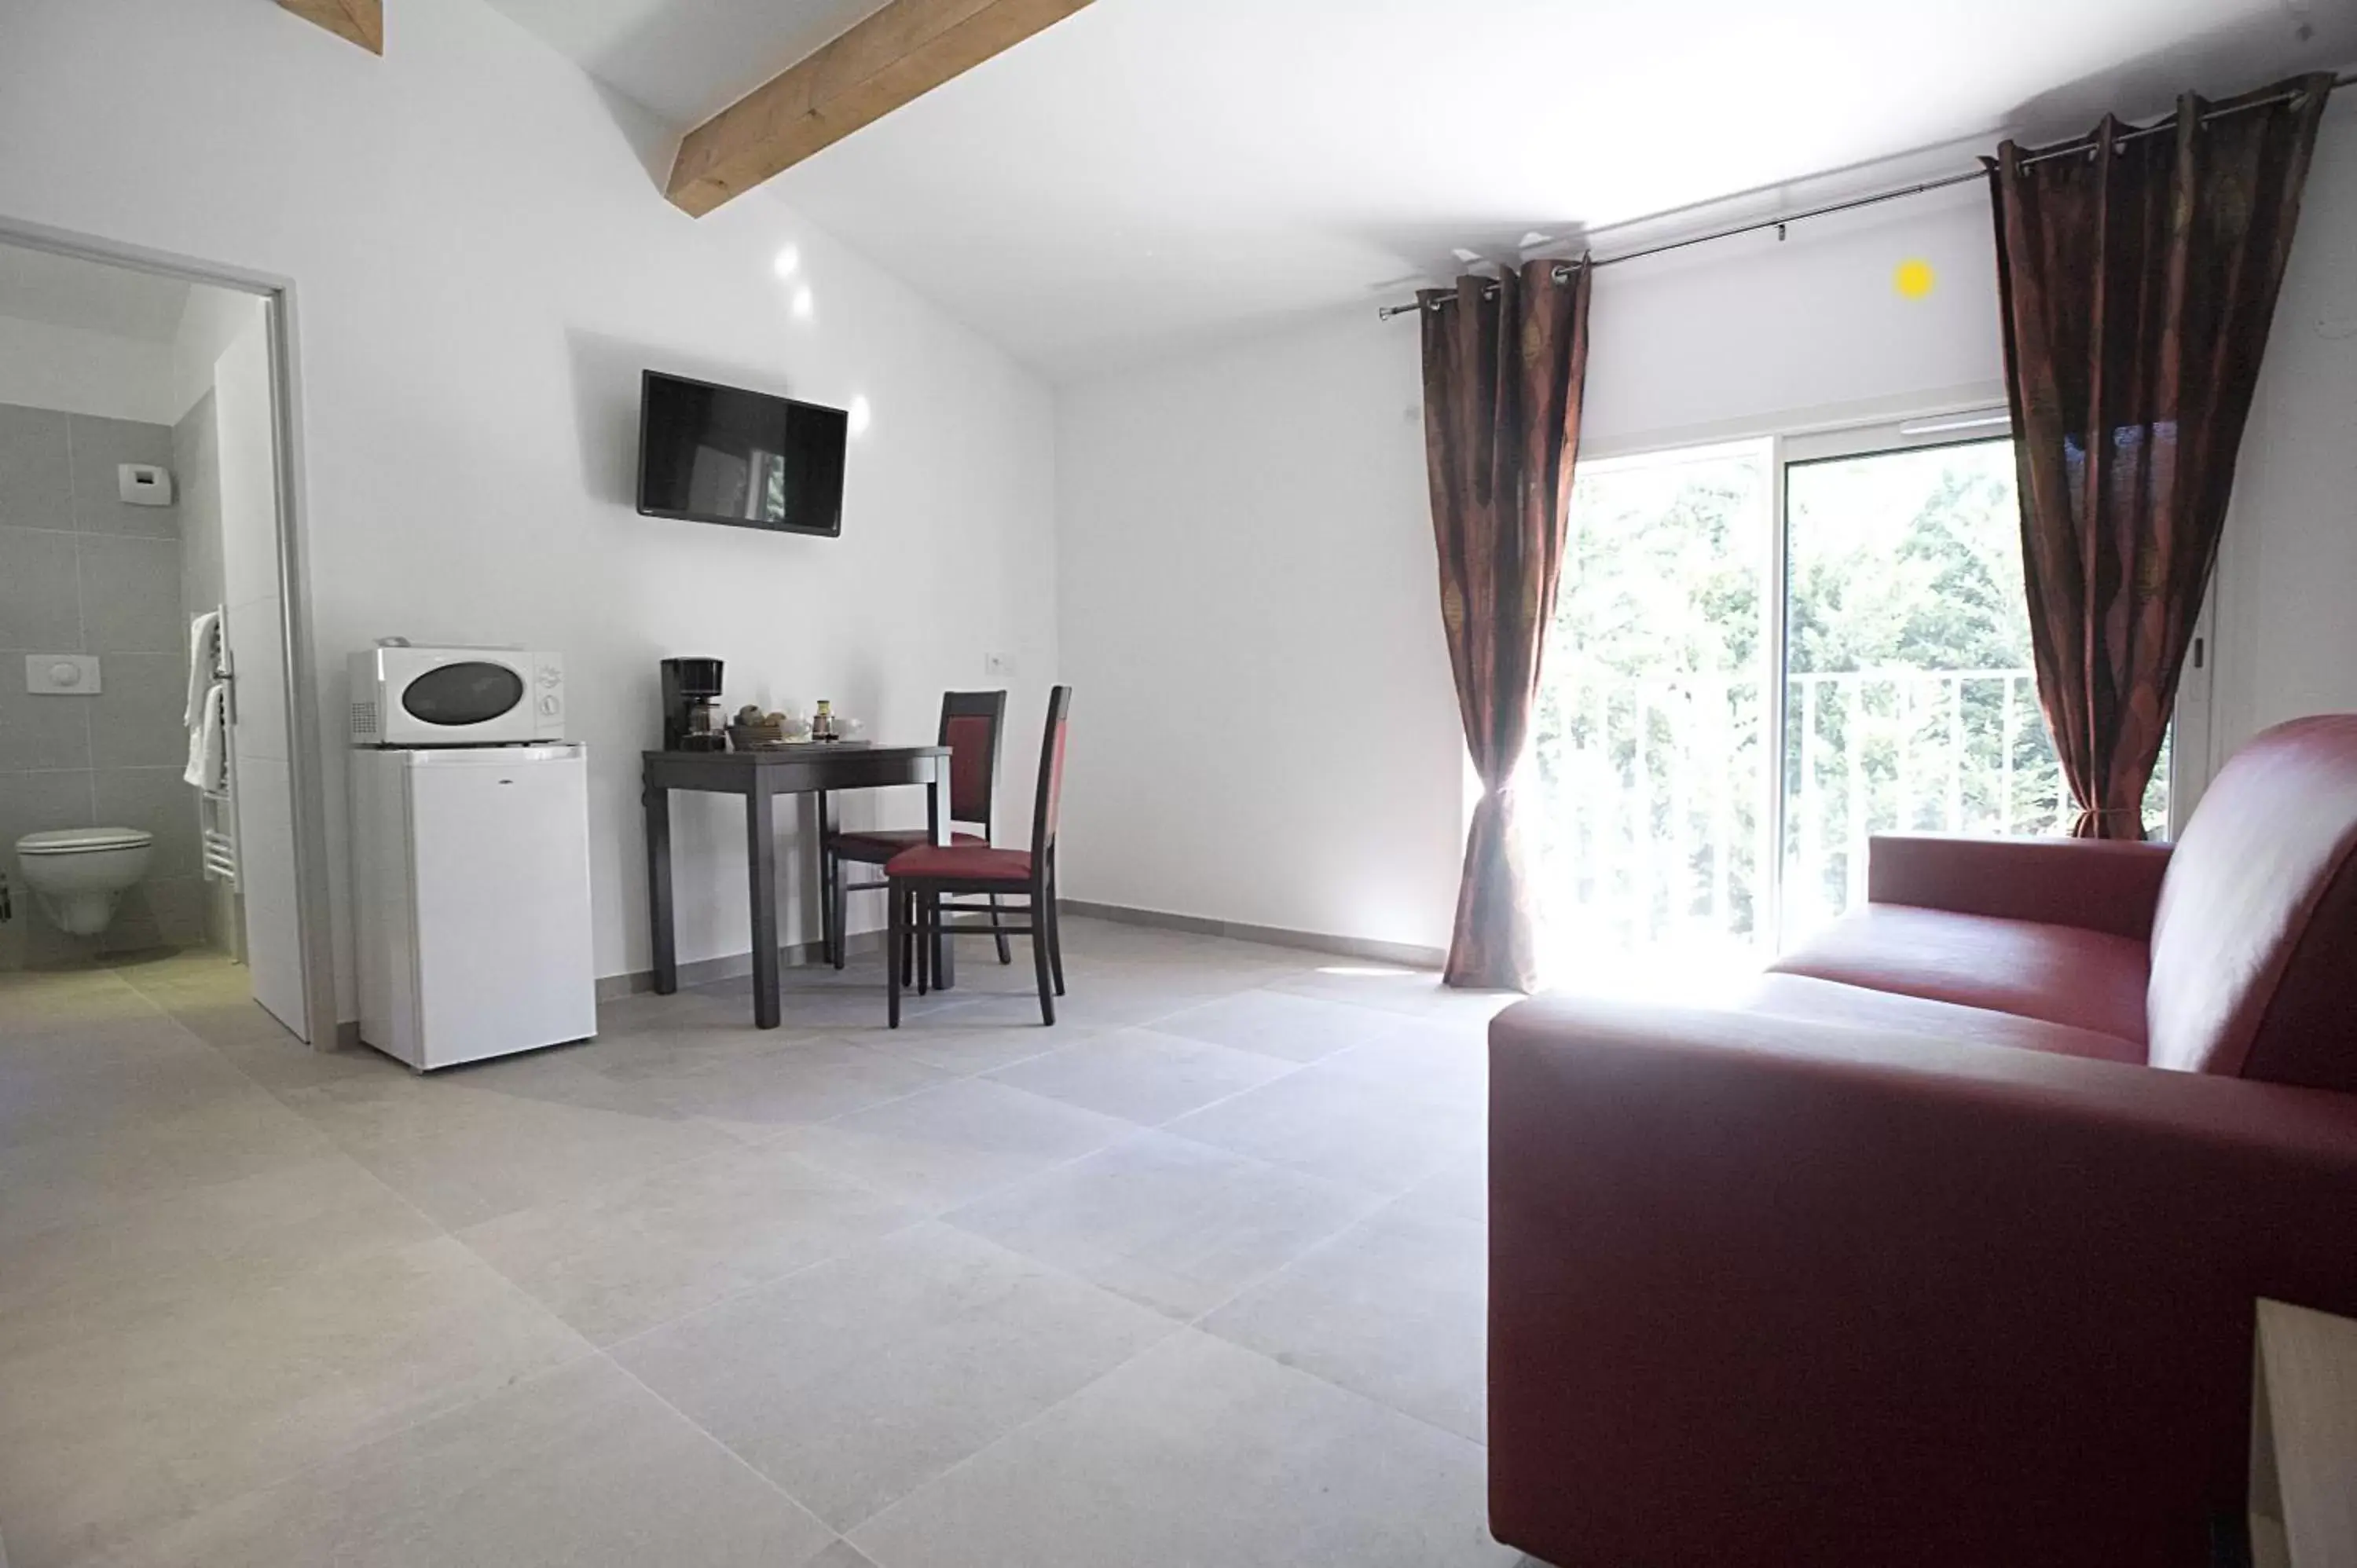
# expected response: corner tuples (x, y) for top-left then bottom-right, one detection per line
(0, 213), (338, 1050)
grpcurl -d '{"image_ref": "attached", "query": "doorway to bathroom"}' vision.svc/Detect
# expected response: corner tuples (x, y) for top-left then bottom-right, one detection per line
(0, 223), (330, 1047)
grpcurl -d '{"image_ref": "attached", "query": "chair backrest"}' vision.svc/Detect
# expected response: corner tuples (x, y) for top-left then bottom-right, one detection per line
(2147, 714), (2357, 1092)
(938, 690), (1006, 833)
(1029, 685), (1072, 866)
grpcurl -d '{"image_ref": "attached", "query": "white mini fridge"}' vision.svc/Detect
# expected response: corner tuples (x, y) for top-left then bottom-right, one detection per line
(351, 743), (596, 1070)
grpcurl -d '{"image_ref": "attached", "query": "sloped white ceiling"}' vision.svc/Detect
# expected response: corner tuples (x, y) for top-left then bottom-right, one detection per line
(482, 0), (2356, 378)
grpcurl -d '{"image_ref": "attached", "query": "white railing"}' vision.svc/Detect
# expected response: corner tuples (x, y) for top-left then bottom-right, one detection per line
(1530, 665), (2069, 966)
(1783, 667), (2071, 932)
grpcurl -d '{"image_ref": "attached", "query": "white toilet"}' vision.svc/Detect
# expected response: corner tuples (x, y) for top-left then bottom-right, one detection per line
(13, 828), (155, 937)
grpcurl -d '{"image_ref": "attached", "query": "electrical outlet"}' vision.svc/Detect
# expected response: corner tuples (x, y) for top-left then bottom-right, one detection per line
(984, 652), (1012, 680)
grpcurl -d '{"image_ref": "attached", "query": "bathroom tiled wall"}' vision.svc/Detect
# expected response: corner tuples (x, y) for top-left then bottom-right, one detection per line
(0, 400), (203, 965)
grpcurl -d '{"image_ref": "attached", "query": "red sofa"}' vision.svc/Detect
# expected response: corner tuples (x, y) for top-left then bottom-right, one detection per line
(1489, 716), (2357, 1568)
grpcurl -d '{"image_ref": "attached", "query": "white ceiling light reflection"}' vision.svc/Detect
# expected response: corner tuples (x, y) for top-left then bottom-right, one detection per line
(847, 394), (872, 437)
(790, 285), (815, 321)
(772, 244), (801, 280)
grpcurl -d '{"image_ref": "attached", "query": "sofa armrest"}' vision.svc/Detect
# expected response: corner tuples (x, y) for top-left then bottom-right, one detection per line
(1486, 993), (2357, 1568)
(1866, 831), (2172, 939)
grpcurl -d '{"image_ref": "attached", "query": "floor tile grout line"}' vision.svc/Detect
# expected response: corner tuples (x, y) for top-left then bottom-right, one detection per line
(9, 1004), (618, 1566)
(838, 1171), (1496, 1544)
(838, 1318), (1196, 1552)
(592, 1348), (853, 1560)
(583, 1221), (1202, 1545)
(1168, 1180), (1498, 1453)
(577, 1100), (1384, 1375)
(841, 1273), (1488, 1556)
(0, 932), (1489, 1563)
(79, 1345), (622, 1566)
(85, 953), (480, 1252)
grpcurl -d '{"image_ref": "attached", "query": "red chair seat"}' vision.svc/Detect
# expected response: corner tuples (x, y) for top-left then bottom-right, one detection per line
(886, 843), (1034, 883)
(830, 827), (984, 861)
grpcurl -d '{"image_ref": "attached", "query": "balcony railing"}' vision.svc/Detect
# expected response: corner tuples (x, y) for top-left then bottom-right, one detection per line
(1530, 665), (2072, 965)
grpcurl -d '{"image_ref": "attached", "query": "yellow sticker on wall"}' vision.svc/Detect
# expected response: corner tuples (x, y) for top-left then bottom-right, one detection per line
(1894, 258), (1936, 299)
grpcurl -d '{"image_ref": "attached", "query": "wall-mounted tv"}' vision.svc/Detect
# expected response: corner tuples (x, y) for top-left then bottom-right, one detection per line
(636, 369), (848, 537)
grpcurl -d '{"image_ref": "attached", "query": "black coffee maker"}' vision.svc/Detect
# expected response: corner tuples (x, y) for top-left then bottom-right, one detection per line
(659, 657), (726, 751)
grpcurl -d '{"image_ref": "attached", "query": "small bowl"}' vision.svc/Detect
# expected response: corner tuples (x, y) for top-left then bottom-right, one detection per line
(727, 723), (788, 750)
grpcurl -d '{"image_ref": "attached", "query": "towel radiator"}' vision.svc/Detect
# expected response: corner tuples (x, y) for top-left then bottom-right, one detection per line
(200, 789), (237, 887)
(198, 606), (239, 889)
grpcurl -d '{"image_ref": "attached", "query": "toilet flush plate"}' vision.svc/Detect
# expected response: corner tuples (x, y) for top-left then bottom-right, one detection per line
(25, 655), (101, 695)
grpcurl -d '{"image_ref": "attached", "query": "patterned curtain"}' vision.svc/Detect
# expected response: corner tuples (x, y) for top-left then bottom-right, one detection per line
(1420, 259), (1592, 990)
(1989, 75), (2332, 838)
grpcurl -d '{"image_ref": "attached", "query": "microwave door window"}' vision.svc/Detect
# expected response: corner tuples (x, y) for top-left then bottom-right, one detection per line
(402, 662), (526, 726)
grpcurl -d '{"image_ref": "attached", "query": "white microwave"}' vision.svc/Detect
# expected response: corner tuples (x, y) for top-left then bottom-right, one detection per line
(350, 647), (566, 747)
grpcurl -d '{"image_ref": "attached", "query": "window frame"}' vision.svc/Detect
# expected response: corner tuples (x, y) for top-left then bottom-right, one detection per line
(1523, 402), (2220, 972)
(1772, 412), (2214, 844)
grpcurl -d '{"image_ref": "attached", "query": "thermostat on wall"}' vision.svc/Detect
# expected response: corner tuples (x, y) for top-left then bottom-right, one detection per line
(118, 463), (172, 507)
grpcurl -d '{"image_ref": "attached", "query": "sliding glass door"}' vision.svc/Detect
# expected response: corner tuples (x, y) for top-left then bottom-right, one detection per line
(1529, 419), (2175, 984)
(1528, 441), (1773, 984)
(1779, 430), (2168, 941)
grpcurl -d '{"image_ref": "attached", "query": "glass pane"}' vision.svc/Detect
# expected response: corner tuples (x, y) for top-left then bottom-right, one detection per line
(1780, 437), (2168, 942)
(401, 661), (525, 727)
(1530, 442), (1772, 986)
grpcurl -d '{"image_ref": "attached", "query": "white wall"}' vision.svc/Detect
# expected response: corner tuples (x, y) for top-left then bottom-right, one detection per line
(1057, 112), (2357, 950)
(170, 287), (266, 424)
(1056, 313), (1463, 954)
(0, 313), (176, 423)
(1578, 186), (2003, 450)
(1056, 189), (2006, 954)
(2210, 102), (2357, 765)
(0, 0), (1060, 1013)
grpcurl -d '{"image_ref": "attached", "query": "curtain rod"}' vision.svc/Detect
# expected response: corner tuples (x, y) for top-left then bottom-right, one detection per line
(1378, 70), (2352, 321)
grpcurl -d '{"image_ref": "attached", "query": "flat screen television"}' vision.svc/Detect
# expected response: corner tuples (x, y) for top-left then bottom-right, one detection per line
(636, 370), (848, 537)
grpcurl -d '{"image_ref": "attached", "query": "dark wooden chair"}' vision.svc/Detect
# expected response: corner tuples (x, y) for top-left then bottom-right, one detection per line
(819, 690), (1011, 969)
(887, 685), (1069, 1027)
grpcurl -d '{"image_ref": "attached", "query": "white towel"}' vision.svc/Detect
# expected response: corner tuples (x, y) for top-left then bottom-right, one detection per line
(184, 610), (222, 727)
(184, 683), (227, 792)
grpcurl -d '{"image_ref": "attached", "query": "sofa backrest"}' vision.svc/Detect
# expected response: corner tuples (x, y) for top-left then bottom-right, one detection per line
(2147, 715), (2357, 1092)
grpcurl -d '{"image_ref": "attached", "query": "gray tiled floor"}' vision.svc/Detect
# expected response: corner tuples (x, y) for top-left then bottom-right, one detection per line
(0, 921), (1523, 1567)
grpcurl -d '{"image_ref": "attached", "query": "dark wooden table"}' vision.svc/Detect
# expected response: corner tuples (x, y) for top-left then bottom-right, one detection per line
(643, 744), (952, 1028)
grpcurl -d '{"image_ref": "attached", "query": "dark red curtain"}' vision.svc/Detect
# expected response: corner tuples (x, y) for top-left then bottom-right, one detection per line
(1421, 260), (1592, 990)
(1989, 75), (2331, 838)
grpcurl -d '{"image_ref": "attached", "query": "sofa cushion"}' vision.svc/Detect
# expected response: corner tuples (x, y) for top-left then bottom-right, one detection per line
(2148, 715), (2357, 1090)
(1770, 904), (2150, 1046)
(1735, 973), (2144, 1064)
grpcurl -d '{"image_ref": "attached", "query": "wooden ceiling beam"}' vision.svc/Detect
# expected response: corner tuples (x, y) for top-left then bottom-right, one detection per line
(277, 0), (383, 54)
(666, 0), (1093, 218)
